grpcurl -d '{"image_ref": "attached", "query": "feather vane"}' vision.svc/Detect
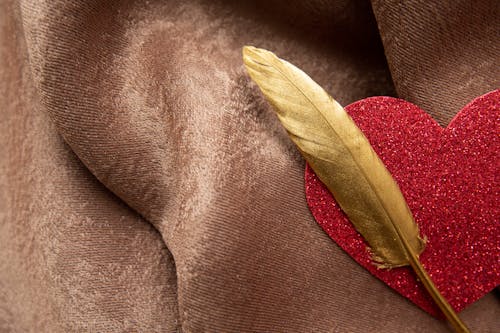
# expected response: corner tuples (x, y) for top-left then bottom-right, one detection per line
(243, 46), (424, 267)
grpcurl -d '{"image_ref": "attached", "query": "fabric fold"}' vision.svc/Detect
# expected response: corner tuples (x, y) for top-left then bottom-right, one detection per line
(370, 0), (499, 125)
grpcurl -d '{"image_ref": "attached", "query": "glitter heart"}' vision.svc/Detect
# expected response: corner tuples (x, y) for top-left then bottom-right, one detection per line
(305, 90), (500, 316)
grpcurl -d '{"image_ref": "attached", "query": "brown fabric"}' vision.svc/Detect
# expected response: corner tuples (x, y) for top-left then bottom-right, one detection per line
(0, 2), (178, 332)
(371, 0), (500, 125)
(0, 0), (498, 332)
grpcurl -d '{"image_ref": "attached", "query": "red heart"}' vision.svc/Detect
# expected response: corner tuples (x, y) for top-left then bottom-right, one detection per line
(305, 90), (500, 316)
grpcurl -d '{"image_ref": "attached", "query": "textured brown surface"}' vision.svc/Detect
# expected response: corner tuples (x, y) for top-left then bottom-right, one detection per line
(371, 0), (500, 125)
(0, 0), (498, 332)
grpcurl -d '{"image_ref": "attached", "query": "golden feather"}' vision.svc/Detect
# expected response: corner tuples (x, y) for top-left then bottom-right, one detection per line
(242, 46), (470, 333)
(243, 45), (424, 267)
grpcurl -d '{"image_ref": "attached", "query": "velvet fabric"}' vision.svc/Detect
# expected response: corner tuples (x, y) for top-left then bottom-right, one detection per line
(0, 0), (498, 332)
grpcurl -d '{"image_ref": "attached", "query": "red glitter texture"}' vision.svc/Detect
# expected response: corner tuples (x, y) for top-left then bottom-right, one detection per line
(305, 90), (500, 317)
